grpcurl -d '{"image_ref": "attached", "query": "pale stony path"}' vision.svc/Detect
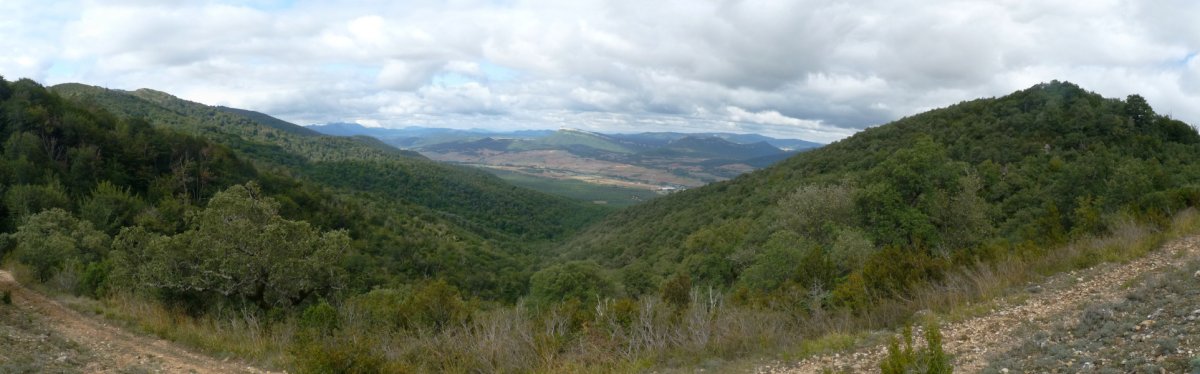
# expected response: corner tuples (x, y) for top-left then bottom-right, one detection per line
(0, 270), (278, 374)
(757, 236), (1200, 374)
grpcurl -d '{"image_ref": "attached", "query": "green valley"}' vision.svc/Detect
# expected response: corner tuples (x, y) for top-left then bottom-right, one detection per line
(5, 77), (1200, 373)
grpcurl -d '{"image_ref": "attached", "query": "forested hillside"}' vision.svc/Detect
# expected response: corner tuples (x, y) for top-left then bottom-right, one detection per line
(8, 78), (1200, 372)
(50, 83), (606, 244)
(558, 81), (1200, 301)
(0, 77), (606, 307)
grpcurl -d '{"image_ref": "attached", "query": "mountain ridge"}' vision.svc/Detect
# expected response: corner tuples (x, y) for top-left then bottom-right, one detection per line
(556, 81), (1200, 297)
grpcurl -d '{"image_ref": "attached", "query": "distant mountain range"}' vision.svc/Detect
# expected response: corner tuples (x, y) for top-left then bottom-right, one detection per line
(306, 123), (823, 151)
(306, 123), (825, 203)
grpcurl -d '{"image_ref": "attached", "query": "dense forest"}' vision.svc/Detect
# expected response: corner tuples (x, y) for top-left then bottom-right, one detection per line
(50, 83), (607, 244)
(558, 81), (1200, 303)
(5, 77), (1200, 372)
(0, 77), (609, 308)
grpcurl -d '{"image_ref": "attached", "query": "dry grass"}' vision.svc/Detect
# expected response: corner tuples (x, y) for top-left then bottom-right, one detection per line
(80, 293), (293, 370)
(35, 209), (1200, 373)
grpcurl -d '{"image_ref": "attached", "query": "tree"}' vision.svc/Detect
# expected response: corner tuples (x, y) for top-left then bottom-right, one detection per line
(738, 230), (827, 292)
(4, 182), (71, 225)
(775, 183), (856, 241)
(529, 261), (613, 306)
(11, 208), (109, 282)
(1125, 94), (1153, 128)
(660, 272), (692, 311)
(80, 181), (145, 234)
(110, 183), (347, 310)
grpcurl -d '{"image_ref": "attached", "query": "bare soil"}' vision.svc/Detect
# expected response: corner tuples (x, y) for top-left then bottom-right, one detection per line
(757, 236), (1200, 374)
(0, 270), (277, 374)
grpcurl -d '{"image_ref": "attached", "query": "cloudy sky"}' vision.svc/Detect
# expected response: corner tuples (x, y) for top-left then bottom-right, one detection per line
(2, 0), (1197, 142)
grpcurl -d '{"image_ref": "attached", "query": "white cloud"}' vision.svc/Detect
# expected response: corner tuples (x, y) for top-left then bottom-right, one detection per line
(0, 0), (1196, 142)
(726, 106), (822, 129)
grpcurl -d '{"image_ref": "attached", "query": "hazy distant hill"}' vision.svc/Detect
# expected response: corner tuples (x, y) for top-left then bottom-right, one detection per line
(651, 136), (784, 160)
(610, 131), (823, 150)
(309, 123), (822, 205)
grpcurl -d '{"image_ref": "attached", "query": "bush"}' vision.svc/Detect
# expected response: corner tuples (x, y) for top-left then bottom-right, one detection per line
(10, 208), (109, 283)
(404, 280), (470, 331)
(108, 183), (348, 311)
(529, 261), (614, 307)
(660, 273), (692, 311)
(862, 245), (946, 298)
(300, 301), (340, 336)
(292, 335), (387, 374)
(880, 321), (952, 374)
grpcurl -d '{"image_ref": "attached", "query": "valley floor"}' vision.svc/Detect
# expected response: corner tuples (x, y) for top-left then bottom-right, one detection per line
(759, 235), (1200, 373)
(0, 270), (274, 374)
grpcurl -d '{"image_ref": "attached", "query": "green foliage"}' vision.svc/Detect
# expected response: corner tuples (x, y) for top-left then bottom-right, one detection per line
(862, 246), (946, 298)
(80, 181), (145, 235)
(776, 183), (857, 241)
(1, 290), (10, 305)
(880, 322), (952, 374)
(300, 301), (340, 336)
(619, 261), (658, 297)
(109, 183), (347, 310)
(342, 281), (470, 332)
(558, 81), (1200, 315)
(660, 273), (692, 310)
(4, 182), (71, 226)
(925, 321), (951, 374)
(79, 261), (110, 298)
(405, 280), (471, 331)
(529, 261), (613, 306)
(47, 81), (608, 300)
(738, 230), (829, 292)
(829, 227), (875, 273)
(10, 209), (109, 283)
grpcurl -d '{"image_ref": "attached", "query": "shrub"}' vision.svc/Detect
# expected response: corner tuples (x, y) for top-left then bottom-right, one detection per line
(880, 321), (952, 374)
(660, 273), (692, 311)
(404, 280), (470, 331)
(108, 183), (348, 311)
(529, 261), (614, 307)
(862, 245), (947, 298)
(10, 208), (109, 283)
(300, 301), (339, 336)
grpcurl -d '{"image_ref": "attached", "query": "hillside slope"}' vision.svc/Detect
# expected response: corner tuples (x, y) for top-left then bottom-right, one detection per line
(557, 81), (1200, 299)
(50, 83), (606, 244)
(31, 80), (607, 301)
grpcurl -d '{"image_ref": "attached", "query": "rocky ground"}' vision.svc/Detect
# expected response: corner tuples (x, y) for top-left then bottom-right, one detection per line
(983, 256), (1200, 373)
(758, 236), (1200, 374)
(0, 291), (92, 373)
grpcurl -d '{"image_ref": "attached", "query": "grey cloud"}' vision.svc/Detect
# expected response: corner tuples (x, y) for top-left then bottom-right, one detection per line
(2, 0), (1196, 142)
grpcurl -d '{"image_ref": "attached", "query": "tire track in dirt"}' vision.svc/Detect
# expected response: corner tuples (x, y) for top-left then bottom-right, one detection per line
(0, 270), (278, 374)
(757, 236), (1200, 374)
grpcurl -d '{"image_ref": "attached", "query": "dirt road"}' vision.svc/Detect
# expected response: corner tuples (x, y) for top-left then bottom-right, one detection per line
(0, 270), (277, 374)
(758, 235), (1200, 374)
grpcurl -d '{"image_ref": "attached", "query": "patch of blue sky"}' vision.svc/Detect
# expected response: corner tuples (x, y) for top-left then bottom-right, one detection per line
(237, 0), (296, 11)
(432, 72), (476, 87)
(44, 59), (90, 83)
(480, 60), (518, 82)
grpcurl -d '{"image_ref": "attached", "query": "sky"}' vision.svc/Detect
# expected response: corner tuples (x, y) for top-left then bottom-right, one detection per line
(1, 0), (1197, 143)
